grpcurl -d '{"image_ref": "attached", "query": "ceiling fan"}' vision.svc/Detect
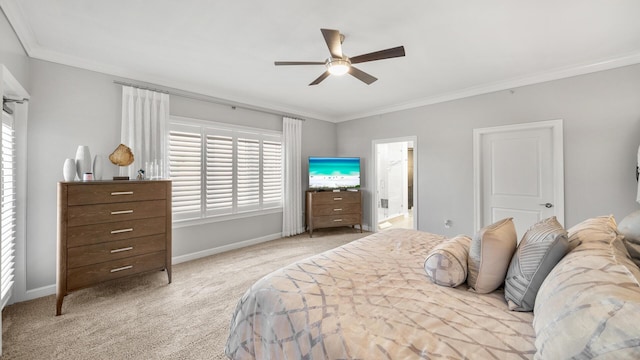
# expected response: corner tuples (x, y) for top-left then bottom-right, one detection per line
(274, 28), (406, 86)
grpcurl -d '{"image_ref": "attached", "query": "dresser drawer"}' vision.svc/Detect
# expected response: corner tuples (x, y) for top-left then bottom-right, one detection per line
(67, 182), (167, 205)
(312, 214), (361, 228)
(67, 251), (166, 291)
(312, 203), (361, 216)
(67, 234), (166, 269)
(311, 191), (360, 205)
(67, 200), (166, 226)
(67, 217), (166, 247)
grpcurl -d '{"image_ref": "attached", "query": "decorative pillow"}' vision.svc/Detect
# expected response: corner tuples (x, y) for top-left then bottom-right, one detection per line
(533, 216), (640, 359)
(424, 235), (472, 287)
(467, 218), (517, 294)
(566, 214), (618, 250)
(618, 210), (640, 268)
(504, 216), (569, 312)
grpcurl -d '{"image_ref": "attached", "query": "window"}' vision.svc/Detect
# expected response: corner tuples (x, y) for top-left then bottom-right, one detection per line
(0, 111), (15, 308)
(169, 117), (282, 222)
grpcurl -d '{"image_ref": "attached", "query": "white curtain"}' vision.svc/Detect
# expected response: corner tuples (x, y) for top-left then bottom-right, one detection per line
(282, 117), (303, 236)
(121, 86), (170, 179)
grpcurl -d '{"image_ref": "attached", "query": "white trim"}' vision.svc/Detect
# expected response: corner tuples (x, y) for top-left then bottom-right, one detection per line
(335, 52), (640, 122)
(472, 119), (565, 232)
(172, 232), (282, 265)
(371, 136), (418, 232)
(19, 232), (284, 301)
(172, 207), (282, 229)
(24, 284), (55, 301)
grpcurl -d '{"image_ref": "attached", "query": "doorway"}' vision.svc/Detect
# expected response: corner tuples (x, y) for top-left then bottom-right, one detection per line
(473, 120), (564, 238)
(373, 137), (417, 231)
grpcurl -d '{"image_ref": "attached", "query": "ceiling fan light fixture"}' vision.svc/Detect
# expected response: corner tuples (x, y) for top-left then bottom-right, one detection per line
(326, 58), (350, 76)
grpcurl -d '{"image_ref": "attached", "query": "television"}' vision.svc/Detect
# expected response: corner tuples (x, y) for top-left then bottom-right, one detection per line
(308, 156), (361, 190)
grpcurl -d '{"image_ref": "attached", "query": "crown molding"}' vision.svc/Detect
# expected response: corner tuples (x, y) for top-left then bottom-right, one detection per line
(0, 0), (36, 56)
(4, 0), (640, 123)
(335, 51), (640, 122)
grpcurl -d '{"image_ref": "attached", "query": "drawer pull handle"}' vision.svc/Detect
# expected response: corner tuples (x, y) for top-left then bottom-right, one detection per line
(111, 210), (134, 215)
(110, 265), (133, 273)
(111, 228), (133, 234)
(333, 219), (343, 222)
(110, 246), (133, 254)
(333, 197), (343, 201)
(111, 191), (134, 196)
(333, 208), (343, 211)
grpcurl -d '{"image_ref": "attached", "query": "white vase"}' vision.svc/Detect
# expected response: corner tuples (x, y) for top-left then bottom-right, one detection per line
(75, 145), (92, 179)
(92, 154), (103, 180)
(63, 158), (76, 181)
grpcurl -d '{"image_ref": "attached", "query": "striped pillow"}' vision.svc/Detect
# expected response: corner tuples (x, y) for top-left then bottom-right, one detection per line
(504, 216), (569, 311)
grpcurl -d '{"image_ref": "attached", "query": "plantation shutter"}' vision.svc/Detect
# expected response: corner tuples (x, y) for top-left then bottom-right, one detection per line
(0, 111), (15, 308)
(169, 125), (202, 221)
(237, 136), (260, 211)
(206, 129), (234, 215)
(262, 137), (282, 207)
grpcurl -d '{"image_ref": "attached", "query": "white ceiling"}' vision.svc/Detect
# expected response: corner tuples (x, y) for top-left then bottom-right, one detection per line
(3, 0), (640, 122)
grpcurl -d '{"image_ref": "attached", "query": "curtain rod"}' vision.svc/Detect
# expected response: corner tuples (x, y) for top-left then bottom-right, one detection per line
(113, 80), (305, 121)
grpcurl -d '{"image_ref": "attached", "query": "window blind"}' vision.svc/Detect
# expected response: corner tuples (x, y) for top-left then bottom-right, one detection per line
(169, 127), (202, 220)
(262, 139), (282, 206)
(206, 133), (234, 214)
(0, 112), (15, 308)
(237, 137), (260, 210)
(169, 118), (283, 222)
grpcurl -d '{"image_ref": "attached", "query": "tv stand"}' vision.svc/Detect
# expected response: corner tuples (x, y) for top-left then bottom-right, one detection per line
(305, 190), (362, 237)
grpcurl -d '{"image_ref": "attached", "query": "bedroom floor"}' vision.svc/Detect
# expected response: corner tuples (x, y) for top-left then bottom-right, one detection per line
(0, 228), (370, 360)
(379, 208), (414, 230)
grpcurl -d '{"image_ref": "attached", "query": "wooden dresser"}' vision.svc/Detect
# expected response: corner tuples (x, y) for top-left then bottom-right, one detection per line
(305, 190), (362, 237)
(56, 180), (172, 315)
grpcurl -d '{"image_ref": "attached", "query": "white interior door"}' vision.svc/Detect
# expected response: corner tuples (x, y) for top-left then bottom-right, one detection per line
(474, 120), (564, 240)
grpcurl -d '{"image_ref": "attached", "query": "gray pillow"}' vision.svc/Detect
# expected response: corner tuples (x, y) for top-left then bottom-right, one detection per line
(424, 235), (472, 287)
(467, 218), (517, 294)
(504, 216), (569, 312)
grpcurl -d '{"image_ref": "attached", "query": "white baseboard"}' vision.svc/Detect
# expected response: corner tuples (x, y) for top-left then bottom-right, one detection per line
(23, 284), (56, 301)
(171, 232), (282, 264)
(16, 233), (283, 303)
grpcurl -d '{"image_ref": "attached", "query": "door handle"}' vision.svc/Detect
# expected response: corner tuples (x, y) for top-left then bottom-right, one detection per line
(540, 203), (553, 208)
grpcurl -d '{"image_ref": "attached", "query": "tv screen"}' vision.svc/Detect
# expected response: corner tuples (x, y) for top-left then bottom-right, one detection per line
(309, 157), (360, 190)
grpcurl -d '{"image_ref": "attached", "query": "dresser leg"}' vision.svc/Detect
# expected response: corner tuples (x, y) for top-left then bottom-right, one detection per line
(166, 267), (172, 284)
(56, 295), (64, 316)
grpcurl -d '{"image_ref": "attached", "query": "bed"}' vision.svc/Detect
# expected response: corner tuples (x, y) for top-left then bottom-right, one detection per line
(224, 228), (536, 359)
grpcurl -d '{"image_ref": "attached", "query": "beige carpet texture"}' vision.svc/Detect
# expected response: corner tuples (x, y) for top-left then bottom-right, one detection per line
(1, 228), (369, 360)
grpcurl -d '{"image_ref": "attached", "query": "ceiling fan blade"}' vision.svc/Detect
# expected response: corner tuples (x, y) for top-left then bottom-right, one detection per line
(350, 46), (406, 64)
(349, 66), (378, 85)
(309, 71), (331, 86)
(274, 61), (325, 66)
(321, 28), (343, 59)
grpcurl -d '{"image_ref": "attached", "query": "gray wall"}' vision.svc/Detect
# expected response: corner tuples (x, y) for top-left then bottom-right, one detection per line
(337, 64), (640, 237)
(23, 58), (337, 292)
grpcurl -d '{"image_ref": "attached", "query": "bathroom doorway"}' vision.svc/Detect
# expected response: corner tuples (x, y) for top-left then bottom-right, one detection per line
(372, 137), (417, 231)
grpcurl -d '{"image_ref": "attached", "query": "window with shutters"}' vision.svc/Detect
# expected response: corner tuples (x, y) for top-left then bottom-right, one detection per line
(169, 117), (282, 223)
(0, 111), (15, 308)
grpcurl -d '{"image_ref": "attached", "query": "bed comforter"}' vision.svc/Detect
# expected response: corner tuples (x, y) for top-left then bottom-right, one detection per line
(225, 228), (536, 359)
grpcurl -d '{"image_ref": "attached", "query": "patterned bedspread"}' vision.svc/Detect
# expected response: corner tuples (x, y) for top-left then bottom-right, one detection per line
(225, 228), (536, 359)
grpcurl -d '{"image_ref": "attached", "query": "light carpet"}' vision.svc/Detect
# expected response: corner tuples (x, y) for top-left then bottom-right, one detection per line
(1, 228), (369, 360)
